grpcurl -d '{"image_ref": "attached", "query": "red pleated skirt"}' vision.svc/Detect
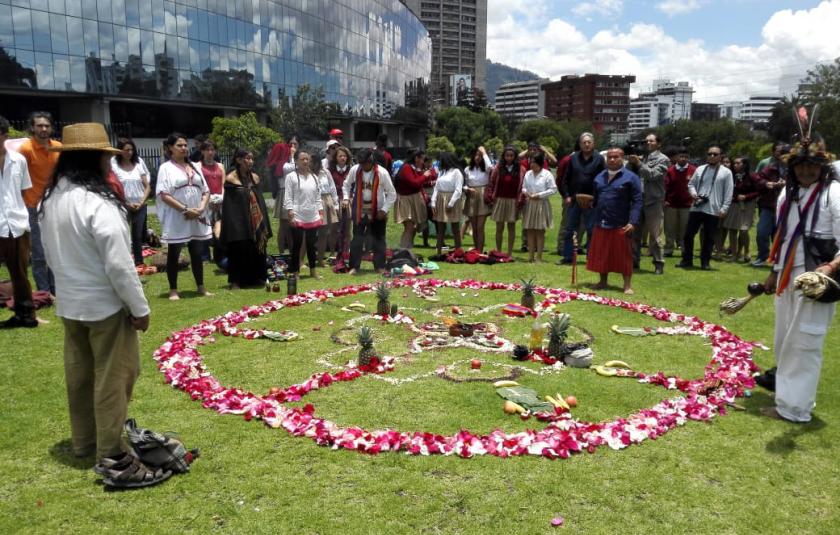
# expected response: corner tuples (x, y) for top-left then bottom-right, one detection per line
(586, 226), (633, 276)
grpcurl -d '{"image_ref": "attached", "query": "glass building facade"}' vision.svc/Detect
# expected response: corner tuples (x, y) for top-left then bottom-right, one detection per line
(0, 0), (431, 132)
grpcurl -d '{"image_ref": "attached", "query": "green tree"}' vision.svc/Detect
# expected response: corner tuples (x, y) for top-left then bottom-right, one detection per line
(510, 140), (527, 153)
(483, 136), (504, 158)
(426, 135), (456, 158)
(8, 125), (27, 138)
(269, 84), (331, 140)
(433, 107), (508, 157)
(654, 119), (755, 158)
(515, 119), (574, 155)
(800, 57), (840, 149)
(209, 112), (281, 155)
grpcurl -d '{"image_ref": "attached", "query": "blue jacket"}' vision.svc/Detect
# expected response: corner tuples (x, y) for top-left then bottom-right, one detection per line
(592, 168), (643, 229)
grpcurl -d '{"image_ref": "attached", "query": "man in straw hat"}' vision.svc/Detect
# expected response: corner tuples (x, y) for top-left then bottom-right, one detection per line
(0, 115), (38, 328)
(758, 113), (840, 423)
(39, 123), (171, 488)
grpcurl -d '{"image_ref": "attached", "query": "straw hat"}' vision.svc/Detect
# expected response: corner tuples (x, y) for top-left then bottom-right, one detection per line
(48, 123), (121, 154)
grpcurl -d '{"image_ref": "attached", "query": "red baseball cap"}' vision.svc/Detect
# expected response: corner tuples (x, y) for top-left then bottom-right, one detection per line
(329, 128), (343, 137)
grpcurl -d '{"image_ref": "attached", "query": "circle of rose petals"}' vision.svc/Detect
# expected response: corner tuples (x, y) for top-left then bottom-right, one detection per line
(153, 278), (760, 460)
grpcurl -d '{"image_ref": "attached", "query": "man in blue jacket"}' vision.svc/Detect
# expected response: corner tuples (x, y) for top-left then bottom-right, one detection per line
(586, 147), (643, 295)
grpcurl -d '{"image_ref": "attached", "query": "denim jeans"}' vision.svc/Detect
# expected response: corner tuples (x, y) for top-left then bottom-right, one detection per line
(27, 206), (54, 293)
(562, 202), (595, 261)
(755, 207), (775, 263)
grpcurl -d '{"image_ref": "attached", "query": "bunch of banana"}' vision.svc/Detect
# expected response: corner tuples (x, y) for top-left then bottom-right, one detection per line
(593, 360), (632, 377)
(544, 394), (571, 411)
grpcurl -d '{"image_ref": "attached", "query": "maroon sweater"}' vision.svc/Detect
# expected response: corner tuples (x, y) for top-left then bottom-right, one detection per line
(730, 172), (760, 204)
(395, 165), (431, 196)
(486, 163), (523, 203)
(664, 163), (696, 209)
(753, 164), (785, 210)
(330, 166), (351, 200)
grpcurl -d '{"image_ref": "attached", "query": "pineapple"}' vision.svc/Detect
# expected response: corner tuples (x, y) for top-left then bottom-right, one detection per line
(547, 313), (570, 358)
(520, 278), (536, 309)
(357, 326), (375, 366)
(375, 281), (391, 316)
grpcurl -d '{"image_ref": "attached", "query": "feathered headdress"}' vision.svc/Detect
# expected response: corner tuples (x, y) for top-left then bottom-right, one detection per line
(785, 104), (831, 165)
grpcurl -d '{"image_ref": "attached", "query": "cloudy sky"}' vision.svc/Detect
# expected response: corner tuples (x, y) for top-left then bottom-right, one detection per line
(486, 0), (840, 102)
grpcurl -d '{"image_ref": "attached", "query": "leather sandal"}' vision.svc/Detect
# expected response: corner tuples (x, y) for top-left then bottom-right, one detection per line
(97, 455), (172, 489)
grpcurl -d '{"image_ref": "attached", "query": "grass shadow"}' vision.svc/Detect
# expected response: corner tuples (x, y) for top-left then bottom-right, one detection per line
(49, 439), (95, 470)
(744, 390), (829, 456)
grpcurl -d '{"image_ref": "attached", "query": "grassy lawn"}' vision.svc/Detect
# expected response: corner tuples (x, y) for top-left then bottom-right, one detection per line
(1, 195), (838, 534)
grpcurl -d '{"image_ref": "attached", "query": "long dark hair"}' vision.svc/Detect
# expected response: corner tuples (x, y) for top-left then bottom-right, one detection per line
(232, 148), (255, 186)
(115, 137), (139, 165)
(467, 147), (486, 172)
(498, 146), (519, 176)
(438, 152), (461, 171)
(40, 150), (125, 216)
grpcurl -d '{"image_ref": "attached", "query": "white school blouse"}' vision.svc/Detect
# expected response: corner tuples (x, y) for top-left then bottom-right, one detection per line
(522, 168), (557, 198)
(431, 168), (464, 208)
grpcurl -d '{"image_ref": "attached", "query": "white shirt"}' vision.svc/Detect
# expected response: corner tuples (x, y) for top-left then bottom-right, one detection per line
(431, 168), (464, 208)
(316, 169), (339, 206)
(774, 180), (840, 271)
(522, 168), (557, 198)
(0, 149), (32, 238)
(464, 154), (493, 187)
(155, 160), (211, 244)
(110, 156), (149, 204)
(40, 178), (150, 321)
(284, 172), (324, 224)
(342, 164), (396, 213)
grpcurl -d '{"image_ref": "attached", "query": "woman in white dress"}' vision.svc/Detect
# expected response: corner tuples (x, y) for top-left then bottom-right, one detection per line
(312, 154), (339, 265)
(462, 146), (493, 251)
(521, 153), (557, 262)
(284, 151), (324, 279)
(110, 137), (150, 266)
(155, 132), (212, 300)
(430, 152), (464, 256)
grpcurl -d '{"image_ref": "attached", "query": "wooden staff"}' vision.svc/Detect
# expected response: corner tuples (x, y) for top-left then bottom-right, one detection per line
(571, 231), (578, 287)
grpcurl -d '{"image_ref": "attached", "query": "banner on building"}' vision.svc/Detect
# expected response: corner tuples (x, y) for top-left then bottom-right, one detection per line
(450, 74), (472, 106)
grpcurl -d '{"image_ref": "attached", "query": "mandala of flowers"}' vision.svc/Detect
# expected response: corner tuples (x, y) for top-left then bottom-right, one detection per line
(153, 279), (760, 460)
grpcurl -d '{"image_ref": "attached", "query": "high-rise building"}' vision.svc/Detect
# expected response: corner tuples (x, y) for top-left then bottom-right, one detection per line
(494, 78), (549, 119)
(403, 0), (487, 103)
(627, 79), (694, 134)
(720, 101), (743, 120)
(739, 96), (782, 124)
(691, 103), (721, 122)
(0, 0), (431, 143)
(542, 74), (635, 133)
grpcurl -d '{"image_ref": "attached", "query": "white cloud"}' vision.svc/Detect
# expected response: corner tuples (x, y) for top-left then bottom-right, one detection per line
(656, 0), (702, 17)
(572, 0), (623, 19)
(486, 0), (840, 102)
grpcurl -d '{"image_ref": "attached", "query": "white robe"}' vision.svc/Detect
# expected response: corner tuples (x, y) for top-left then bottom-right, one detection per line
(772, 181), (840, 422)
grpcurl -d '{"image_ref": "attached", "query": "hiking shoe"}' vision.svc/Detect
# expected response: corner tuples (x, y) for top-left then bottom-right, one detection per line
(755, 368), (776, 392)
(1, 315), (38, 328)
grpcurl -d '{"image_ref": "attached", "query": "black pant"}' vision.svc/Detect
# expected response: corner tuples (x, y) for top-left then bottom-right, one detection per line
(682, 211), (718, 267)
(167, 240), (206, 290)
(350, 214), (386, 270)
(128, 205), (146, 266)
(290, 226), (318, 273)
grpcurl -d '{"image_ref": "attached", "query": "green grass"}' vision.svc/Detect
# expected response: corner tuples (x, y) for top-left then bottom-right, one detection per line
(2, 196), (839, 534)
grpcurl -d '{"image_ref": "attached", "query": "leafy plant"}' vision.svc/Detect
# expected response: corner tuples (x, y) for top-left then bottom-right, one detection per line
(209, 112), (281, 156)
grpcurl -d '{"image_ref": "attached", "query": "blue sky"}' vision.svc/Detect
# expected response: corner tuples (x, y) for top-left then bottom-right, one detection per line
(486, 0), (838, 101)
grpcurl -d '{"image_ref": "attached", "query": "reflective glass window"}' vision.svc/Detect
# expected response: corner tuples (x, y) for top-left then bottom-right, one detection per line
(176, 3), (187, 38)
(53, 53), (70, 90)
(112, 0), (125, 24)
(12, 7), (33, 50)
(66, 16), (82, 56)
(177, 36), (189, 69)
(209, 43), (218, 70)
(198, 40), (208, 71)
(65, 0), (80, 16)
(35, 51), (53, 89)
(96, 0), (111, 23)
(69, 54), (85, 90)
(98, 22), (113, 59)
(30, 0), (49, 11)
(48, 0), (64, 13)
(127, 26), (139, 57)
(113, 24), (127, 62)
(139, 1), (152, 30)
(125, 0), (139, 28)
(164, 33), (176, 64)
(225, 1), (233, 18)
(197, 9), (208, 42)
(189, 41), (198, 72)
(218, 45), (227, 70)
(15, 49), (36, 84)
(151, 31), (164, 63)
(164, 2), (175, 35)
(0, 5), (12, 47)
(227, 17), (237, 48)
(49, 13), (68, 54)
(81, 0), (95, 19)
(152, 0), (164, 33)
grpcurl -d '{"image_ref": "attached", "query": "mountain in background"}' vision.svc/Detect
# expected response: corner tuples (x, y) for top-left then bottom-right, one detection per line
(485, 60), (542, 104)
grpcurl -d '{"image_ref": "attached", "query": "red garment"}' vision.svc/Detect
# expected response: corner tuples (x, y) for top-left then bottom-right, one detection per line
(664, 163), (696, 209)
(731, 172), (760, 203)
(586, 226), (633, 276)
(106, 171), (125, 201)
(201, 162), (224, 195)
(488, 163), (523, 201)
(330, 166), (351, 200)
(378, 149), (393, 172)
(754, 165), (785, 210)
(519, 156), (548, 175)
(394, 165), (428, 195)
(267, 143), (291, 178)
(555, 154), (571, 194)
